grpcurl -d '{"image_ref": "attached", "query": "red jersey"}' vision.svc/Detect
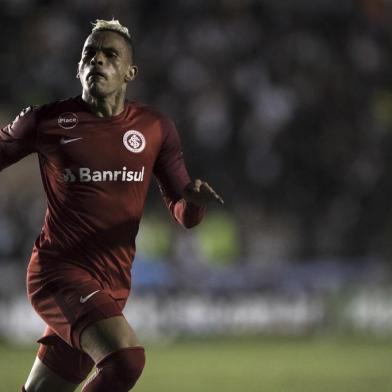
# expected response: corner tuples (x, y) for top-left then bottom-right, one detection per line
(0, 96), (205, 297)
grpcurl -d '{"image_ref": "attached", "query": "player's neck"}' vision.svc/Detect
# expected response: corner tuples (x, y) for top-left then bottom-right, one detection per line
(81, 90), (126, 118)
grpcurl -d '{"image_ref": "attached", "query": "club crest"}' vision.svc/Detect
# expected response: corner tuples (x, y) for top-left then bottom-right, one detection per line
(123, 130), (146, 153)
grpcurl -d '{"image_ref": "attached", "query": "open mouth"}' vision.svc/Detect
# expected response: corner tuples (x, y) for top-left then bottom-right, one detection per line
(87, 70), (106, 80)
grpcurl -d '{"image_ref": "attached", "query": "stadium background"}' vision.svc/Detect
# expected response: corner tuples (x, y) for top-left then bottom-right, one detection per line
(1, 0), (392, 390)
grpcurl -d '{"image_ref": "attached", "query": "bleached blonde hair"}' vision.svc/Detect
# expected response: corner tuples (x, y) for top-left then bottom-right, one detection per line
(90, 19), (134, 61)
(91, 19), (131, 40)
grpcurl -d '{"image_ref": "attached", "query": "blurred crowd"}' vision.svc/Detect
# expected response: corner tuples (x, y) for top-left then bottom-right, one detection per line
(1, 0), (392, 270)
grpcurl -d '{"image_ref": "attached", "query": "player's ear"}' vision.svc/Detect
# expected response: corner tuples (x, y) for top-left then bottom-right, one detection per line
(125, 65), (138, 82)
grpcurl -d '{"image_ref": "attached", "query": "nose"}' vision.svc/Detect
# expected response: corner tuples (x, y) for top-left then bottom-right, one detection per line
(90, 51), (104, 66)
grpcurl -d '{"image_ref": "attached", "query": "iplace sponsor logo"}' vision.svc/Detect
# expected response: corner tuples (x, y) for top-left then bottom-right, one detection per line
(63, 166), (145, 183)
(58, 112), (78, 129)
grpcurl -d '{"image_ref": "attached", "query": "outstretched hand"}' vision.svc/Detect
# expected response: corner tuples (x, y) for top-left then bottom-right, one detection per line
(183, 179), (224, 207)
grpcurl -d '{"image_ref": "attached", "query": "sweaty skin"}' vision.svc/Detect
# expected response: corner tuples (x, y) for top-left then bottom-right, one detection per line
(77, 31), (137, 117)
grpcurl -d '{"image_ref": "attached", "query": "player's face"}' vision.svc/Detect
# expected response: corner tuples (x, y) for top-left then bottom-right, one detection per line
(78, 31), (137, 98)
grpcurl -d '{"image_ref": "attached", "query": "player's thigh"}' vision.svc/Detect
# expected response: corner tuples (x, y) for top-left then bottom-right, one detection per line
(80, 315), (141, 363)
(25, 357), (79, 392)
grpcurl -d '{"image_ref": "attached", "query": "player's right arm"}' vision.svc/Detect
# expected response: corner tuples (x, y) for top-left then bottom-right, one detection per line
(0, 106), (38, 171)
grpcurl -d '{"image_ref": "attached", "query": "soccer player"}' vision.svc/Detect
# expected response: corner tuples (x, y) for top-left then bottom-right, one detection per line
(0, 19), (223, 392)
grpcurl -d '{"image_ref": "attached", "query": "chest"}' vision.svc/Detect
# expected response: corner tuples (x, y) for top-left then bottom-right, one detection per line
(37, 115), (162, 171)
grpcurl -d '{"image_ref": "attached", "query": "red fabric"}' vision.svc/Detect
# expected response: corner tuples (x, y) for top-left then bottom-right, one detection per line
(37, 333), (94, 384)
(82, 347), (145, 391)
(28, 264), (126, 349)
(2, 97), (200, 390)
(0, 106), (38, 171)
(1, 96), (201, 299)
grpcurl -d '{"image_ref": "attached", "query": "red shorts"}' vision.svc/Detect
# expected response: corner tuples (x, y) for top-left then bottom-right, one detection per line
(27, 263), (128, 383)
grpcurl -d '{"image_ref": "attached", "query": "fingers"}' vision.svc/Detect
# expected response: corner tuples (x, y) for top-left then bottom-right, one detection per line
(194, 179), (202, 192)
(198, 180), (224, 205)
(214, 193), (225, 205)
(184, 179), (224, 206)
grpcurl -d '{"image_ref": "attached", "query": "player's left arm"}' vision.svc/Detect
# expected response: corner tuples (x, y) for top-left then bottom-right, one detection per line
(153, 118), (223, 228)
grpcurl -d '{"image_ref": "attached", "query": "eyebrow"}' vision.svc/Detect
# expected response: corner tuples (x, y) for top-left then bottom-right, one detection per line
(83, 45), (121, 54)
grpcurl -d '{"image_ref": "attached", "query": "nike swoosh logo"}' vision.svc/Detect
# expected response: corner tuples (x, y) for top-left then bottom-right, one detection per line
(80, 290), (100, 304)
(60, 137), (83, 145)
